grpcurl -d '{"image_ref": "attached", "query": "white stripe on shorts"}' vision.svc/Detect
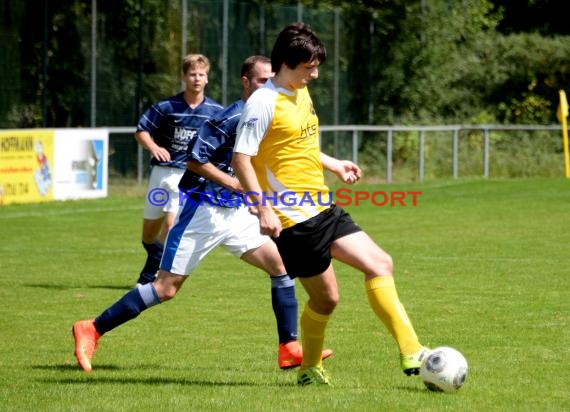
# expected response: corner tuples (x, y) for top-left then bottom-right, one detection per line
(160, 202), (269, 276)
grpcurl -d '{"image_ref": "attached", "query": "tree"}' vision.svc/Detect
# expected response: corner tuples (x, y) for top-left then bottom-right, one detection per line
(14, 0), (89, 127)
(491, 0), (570, 35)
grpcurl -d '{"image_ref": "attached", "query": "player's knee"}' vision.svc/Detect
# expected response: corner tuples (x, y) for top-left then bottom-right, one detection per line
(268, 262), (287, 275)
(318, 292), (339, 314)
(153, 276), (182, 302)
(327, 294), (340, 312)
(377, 253), (393, 276)
(158, 288), (178, 302)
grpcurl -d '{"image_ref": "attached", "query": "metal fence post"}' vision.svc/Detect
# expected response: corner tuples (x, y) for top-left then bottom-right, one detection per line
(137, 145), (143, 185)
(419, 130), (425, 181)
(453, 128), (459, 179)
(90, 0), (97, 127)
(181, 0), (187, 71)
(352, 129), (358, 165)
(387, 129), (393, 184)
(484, 128), (489, 178)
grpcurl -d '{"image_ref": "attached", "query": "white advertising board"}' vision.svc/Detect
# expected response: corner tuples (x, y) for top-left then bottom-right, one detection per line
(52, 129), (108, 200)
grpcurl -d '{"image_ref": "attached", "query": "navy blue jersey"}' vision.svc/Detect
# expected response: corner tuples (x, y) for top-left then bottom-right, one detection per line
(136, 93), (223, 169)
(178, 99), (245, 208)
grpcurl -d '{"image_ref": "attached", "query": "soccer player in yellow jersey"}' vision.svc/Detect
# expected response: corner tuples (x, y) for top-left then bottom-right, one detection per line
(233, 22), (429, 386)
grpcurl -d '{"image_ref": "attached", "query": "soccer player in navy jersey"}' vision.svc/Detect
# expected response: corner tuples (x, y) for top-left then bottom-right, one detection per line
(72, 56), (331, 373)
(134, 54), (223, 285)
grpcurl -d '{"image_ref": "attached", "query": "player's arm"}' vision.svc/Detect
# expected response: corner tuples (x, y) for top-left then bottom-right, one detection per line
(134, 130), (170, 162)
(320, 152), (361, 184)
(186, 160), (243, 192)
(232, 153), (282, 238)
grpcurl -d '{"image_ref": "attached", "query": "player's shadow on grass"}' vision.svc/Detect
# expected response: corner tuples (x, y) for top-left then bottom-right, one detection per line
(33, 366), (427, 390)
(33, 364), (293, 387)
(33, 364), (121, 372)
(25, 283), (132, 291)
(37, 376), (290, 387)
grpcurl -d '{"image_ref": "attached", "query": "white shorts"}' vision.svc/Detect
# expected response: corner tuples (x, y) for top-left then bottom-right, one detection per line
(143, 166), (185, 219)
(160, 202), (269, 276)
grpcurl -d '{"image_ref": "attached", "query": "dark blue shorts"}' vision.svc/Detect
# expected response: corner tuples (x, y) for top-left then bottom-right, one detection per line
(273, 204), (362, 278)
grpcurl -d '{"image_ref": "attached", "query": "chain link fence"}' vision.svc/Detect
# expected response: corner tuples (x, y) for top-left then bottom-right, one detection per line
(0, 0), (348, 128)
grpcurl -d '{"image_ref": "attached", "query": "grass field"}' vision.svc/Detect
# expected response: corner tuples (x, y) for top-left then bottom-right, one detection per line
(1, 178), (569, 411)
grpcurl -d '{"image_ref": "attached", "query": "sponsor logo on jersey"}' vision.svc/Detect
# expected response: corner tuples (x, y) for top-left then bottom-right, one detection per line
(172, 128), (197, 151)
(240, 118), (258, 129)
(300, 122), (317, 139)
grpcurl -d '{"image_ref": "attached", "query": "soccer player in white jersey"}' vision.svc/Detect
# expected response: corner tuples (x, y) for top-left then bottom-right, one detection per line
(232, 23), (429, 386)
(72, 56), (331, 373)
(134, 54), (223, 285)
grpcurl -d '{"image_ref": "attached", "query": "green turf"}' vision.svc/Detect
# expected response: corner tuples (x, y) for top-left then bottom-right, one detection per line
(1, 178), (569, 411)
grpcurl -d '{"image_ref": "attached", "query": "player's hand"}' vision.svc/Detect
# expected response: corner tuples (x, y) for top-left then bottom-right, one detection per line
(335, 160), (361, 184)
(150, 146), (171, 162)
(257, 206), (282, 238)
(232, 177), (244, 193)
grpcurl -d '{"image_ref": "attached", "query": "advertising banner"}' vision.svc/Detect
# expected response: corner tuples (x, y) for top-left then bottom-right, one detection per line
(52, 129), (108, 200)
(0, 128), (108, 205)
(0, 129), (55, 205)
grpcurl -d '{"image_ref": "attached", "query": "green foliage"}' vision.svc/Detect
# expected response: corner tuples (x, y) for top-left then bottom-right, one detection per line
(491, 33), (570, 123)
(336, 0), (570, 126)
(2, 0), (570, 128)
(371, 0), (504, 124)
(96, 0), (183, 123)
(11, 0), (91, 127)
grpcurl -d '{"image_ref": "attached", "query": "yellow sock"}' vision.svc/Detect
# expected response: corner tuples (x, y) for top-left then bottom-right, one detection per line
(300, 303), (330, 369)
(366, 276), (422, 355)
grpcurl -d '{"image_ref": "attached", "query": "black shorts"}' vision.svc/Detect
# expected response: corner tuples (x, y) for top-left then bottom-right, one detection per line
(273, 204), (362, 278)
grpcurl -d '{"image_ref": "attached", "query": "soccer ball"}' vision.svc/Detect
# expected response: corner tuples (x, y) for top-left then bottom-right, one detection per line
(420, 346), (468, 392)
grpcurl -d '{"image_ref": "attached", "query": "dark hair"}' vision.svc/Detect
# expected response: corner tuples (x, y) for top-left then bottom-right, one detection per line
(270, 22), (327, 73)
(240, 55), (271, 79)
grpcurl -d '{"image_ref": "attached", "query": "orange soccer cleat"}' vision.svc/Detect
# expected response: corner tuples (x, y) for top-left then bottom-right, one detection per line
(72, 319), (101, 372)
(278, 340), (333, 370)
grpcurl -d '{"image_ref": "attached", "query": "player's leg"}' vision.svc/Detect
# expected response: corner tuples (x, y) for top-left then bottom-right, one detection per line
(296, 266), (338, 385)
(137, 166), (168, 285)
(156, 167), (184, 245)
(226, 207), (298, 340)
(268, 206), (343, 384)
(96, 271), (185, 331)
(73, 199), (208, 373)
(72, 270), (186, 372)
(138, 217), (165, 285)
(137, 167), (182, 285)
(137, 208), (177, 284)
(241, 239), (334, 368)
(159, 210), (177, 244)
(224, 206), (302, 367)
(331, 230), (428, 375)
(241, 242), (298, 341)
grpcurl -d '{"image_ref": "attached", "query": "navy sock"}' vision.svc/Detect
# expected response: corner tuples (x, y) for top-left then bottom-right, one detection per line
(138, 241), (164, 283)
(94, 284), (160, 335)
(271, 275), (298, 344)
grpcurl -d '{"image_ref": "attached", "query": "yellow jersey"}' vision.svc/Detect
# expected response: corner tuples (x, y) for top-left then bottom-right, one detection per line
(234, 79), (331, 228)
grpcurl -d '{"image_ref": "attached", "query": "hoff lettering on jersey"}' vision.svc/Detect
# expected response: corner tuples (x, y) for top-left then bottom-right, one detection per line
(172, 127), (197, 151)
